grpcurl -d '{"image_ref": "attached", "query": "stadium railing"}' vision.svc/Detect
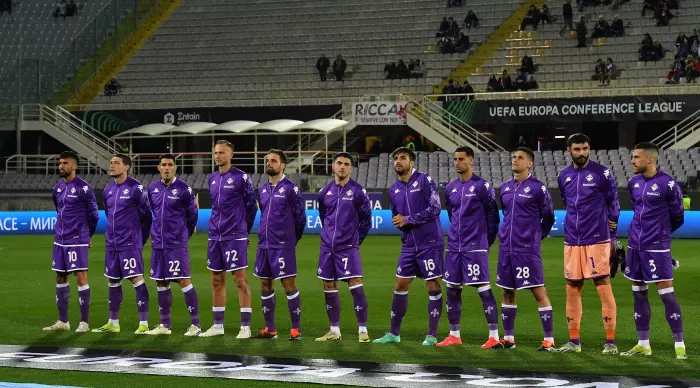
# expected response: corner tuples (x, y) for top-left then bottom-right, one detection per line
(5, 154), (105, 175)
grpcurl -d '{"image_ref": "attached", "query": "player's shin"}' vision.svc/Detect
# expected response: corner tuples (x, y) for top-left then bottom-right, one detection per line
(446, 284), (463, 337)
(390, 291), (408, 336)
(427, 289), (443, 338)
(349, 284), (368, 333)
(539, 306), (554, 343)
(632, 285), (651, 346)
(157, 285), (173, 328)
(659, 287), (684, 346)
(108, 281), (123, 324)
(56, 283), (70, 323)
(596, 283), (616, 344)
(181, 284), (200, 327)
(565, 284), (583, 344)
(261, 291), (276, 332)
(477, 284), (499, 339)
(77, 285), (90, 324)
(324, 290), (341, 333)
(286, 290), (301, 330)
(501, 304), (517, 341)
(133, 279), (149, 326)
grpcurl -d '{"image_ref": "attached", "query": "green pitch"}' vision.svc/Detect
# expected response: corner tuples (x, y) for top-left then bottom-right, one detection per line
(0, 234), (699, 387)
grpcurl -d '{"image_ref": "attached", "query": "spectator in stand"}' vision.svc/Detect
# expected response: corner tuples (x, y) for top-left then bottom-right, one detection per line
(487, 75), (499, 92)
(520, 4), (540, 31)
(104, 78), (122, 96)
(560, 0), (574, 34)
(463, 80), (475, 99)
(641, 0), (655, 17)
(594, 58), (605, 81)
(576, 17), (588, 48)
(464, 10), (479, 30)
(652, 40), (665, 61)
(412, 59), (425, 78)
(666, 56), (685, 84)
(450, 17), (460, 38)
(438, 17), (450, 37)
(591, 16), (609, 39)
(521, 54), (535, 73)
(316, 53), (330, 81)
(333, 54), (347, 81)
(384, 61), (397, 80)
(54, 0), (67, 18)
(598, 57), (615, 86)
(517, 135), (528, 148)
(446, 0), (463, 7)
(676, 37), (690, 58)
(685, 56), (700, 83)
(608, 15), (624, 37)
(540, 4), (554, 25)
(437, 36), (455, 54)
(691, 39), (700, 59)
(675, 33), (687, 47)
(655, 5), (673, 27)
(527, 75), (539, 90)
(66, 0), (77, 17)
(641, 33), (653, 49)
(454, 80), (462, 97)
(396, 59), (409, 79)
(499, 70), (513, 91)
(578, 0), (588, 12)
(514, 69), (528, 90)
(454, 32), (470, 53)
(1, 0), (12, 16)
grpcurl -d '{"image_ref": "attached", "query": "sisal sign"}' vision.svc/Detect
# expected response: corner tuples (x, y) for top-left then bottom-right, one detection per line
(353, 101), (409, 125)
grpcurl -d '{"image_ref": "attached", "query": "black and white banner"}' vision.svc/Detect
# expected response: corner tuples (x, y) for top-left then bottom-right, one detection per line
(0, 345), (697, 387)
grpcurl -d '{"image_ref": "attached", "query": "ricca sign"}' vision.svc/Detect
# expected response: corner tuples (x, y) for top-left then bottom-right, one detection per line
(353, 101), (409, 125)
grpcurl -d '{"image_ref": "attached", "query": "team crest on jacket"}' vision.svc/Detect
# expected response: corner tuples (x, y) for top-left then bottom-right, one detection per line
(172, 189), (178, 195)
(346, 190), (353, 196)
(651, 183), (658, 191)
(227, 178), (233, 184)
(123, 189), (129, 195)
(524, 186), (530, 193)
(586, 174), (593, 182)
(279, 187), (285, 194)
(412, 181), (418, 187)
(469, 185), (475, 192)
(71, 187), (76, 194)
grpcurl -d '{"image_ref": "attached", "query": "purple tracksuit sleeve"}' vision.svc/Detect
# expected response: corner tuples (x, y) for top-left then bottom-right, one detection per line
(444, 188), (453, 222)
(404, 176), (441, 226)
(604, 169), (620, 236)
(355, 189), (372, 244)
(539, 186), (555, 239)
(243, 177), (257, 234)
(481, 183), (500, 247)
(290, 186), (306, 241)
(84, 185), (99, 237)
(389, 194), (406, 233)
(136, 185), (153, 244)
(318, 188), (327, 227)
(668, 181), (684, 232)
(185, 187), (198, 238)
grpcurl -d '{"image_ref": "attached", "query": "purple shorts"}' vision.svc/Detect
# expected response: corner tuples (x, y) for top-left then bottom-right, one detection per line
(207, 239), (248, 272)
(52, 243), (89, 273)
(396, 246), (444, 280)
(151, 248), (191, 281)
(443, 250), (490, 286)
(318, 248), (363, 281)
(624, 248), (674, 283)
(496, 250), (545, 290)
(104, 249), (144, 280)
(254, 247), (297, 280)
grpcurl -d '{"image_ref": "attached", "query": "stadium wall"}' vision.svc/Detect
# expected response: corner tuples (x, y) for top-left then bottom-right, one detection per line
(1, 209), (699, 238)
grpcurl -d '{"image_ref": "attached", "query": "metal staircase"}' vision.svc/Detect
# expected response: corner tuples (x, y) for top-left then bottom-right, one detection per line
(652, 108), (700, 150)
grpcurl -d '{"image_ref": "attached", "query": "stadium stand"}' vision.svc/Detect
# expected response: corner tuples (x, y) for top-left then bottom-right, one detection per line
(89, 0), (524, 105)
(469, 0), (700, 90)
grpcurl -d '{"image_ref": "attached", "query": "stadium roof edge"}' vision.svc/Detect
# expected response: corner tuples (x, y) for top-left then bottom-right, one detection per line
(113, 119), (348, 138)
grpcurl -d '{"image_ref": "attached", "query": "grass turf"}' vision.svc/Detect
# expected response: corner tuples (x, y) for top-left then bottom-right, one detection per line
(0, 234), (699, 386)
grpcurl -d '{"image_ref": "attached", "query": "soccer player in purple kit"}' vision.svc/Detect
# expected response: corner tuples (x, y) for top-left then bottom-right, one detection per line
(254, 149), (306, 341)
(201, 140), (257, 338)
(374, 147), (444, 346)
(43, 151), (99, 333)
(144, 155), (201, 336)
(554, 134), (620, 354)
(621, 142), (686, 359)
(92, 154), (152, 334)
(315, 152), (372, 343)
(497, 147), (556, 351)
(437, 146), (501, 349)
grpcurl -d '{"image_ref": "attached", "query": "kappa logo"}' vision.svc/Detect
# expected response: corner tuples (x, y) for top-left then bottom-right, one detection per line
(294, 186), (299, 194)
(634, 183), (640, 188)
(344, 271), (351, 275)
(586, 174), (594, 182)
(57, 188), (62, 193)
(541, 185), (546, 193)
(394, 189), (400, 194)
(137, 185), (143, 191)
(172, 189), (178, 195)
(154, 188), (159, 193)
(428, 271), (434, 276)
(128, 270), (135, 274)
(522, 280), (531, 286)
(262, 189), (267, 194)
(469, 185), (475, 192)
(346, 190), (353, 196)
(211, 180), (216, 185)
(427, 176), (432, 182)
(504, 187), (511, 192)
(472, 276), (479, 281)
(604, 169), (610, 178)
(451, 188), (457, 193)
(279, 270), (286, 276)
(651, 183), (658, 191)
(326, 191), (333, 196)
(524, 186), (531, 194)
(82, 185), (89, 193)
(108, 191), (113, 195)
(188, 187), (192, 194)
(669, 181), (675, 189)
(485, 182), (490, 189)
(565, 177), (571, 183)
(227, 178), (233, 184)
(242, 174), (248, 181)
(651, 274), (659, 279)
(123, 188), (129, 195)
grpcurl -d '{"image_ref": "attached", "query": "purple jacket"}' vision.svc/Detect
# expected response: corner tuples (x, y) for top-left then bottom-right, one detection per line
(628, 170), (684, 251)
(104, 176), (152, 250)
(499, 175), (554, 253)
(389, 170), (444, 252)
(52, 176), (99, 245)
(558, 160), (620, 246)
(208, 168), (257, 241)
(318, 179), (372, 252)
(148, 178), (198, 249)
(444, 174), (500, 252)
(257, 176), (306, 248)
